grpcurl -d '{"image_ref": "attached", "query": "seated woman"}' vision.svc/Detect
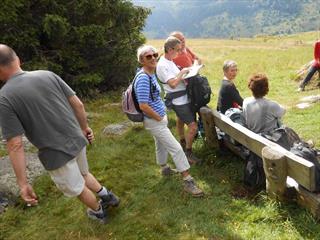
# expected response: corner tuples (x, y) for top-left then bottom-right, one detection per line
(243, 73), (286, 134)
(134, 45), (204, 197)
(217, 60), (243, 114)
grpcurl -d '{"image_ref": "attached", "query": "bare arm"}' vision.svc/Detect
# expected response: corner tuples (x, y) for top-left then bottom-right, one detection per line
(187, 47), (202, 65)
(7, 135), (38, 205)
(194, 57), (202, 65)
(68, 95), (94, 143)
(139, 103), (162, 121)
(314, 42), (320, 65)
(167, 68), (189, 89)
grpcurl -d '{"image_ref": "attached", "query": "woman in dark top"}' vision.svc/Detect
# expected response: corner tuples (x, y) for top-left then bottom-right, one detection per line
(217, 60), (243, 114)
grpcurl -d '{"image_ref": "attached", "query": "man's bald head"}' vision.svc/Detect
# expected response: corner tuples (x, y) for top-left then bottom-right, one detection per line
(0, 44), (21, 81)
(169, 31), (185, 49)
(0, 44), (17, 67)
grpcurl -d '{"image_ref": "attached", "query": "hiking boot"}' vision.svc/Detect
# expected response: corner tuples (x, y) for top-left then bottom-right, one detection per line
(100, 191), (120, 209)
(87, 204), (107, 224)
(161, 166), (178, 176)
(185, 150), (202, 165)
(184, 179), (204, 197)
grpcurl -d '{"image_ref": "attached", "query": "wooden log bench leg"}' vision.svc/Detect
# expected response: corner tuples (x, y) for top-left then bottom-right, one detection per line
(262, 146), (287, 201)
(200, 107), (219, 149)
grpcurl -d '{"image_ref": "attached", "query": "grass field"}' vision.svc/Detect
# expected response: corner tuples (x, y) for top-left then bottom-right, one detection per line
(1, 32), (320, 240)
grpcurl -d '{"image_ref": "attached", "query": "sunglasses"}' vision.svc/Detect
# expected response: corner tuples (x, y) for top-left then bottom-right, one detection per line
(145, 53), (159, 60)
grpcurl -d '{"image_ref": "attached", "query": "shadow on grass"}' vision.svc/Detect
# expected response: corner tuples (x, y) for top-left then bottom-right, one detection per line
(195, 142), (320, 239)
(96, 128), (245, 239)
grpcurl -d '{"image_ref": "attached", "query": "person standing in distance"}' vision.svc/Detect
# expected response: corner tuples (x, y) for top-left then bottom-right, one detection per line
(0, 44), (119, 224)
(298, 39), (320, 91)
(170, 31), (202, 69)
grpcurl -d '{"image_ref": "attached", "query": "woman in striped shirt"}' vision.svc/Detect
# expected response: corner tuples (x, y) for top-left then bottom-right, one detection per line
(134, 45), (204, 197)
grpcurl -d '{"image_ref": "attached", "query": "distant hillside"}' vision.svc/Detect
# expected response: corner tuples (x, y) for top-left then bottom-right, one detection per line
(132, 0), (320, 38)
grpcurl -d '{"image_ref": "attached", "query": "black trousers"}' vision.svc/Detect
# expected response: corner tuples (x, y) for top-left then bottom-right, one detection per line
(300, 65), (320, 88)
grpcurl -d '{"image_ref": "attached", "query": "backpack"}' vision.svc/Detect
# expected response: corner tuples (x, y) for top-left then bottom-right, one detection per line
(243, 152), (266, 190)
(224, 108), (246, 126)
(290, 142), (320, 191)
(185, 75), (212, 113)
(262, 126), (300, 150)
(122, 71), (153, 122)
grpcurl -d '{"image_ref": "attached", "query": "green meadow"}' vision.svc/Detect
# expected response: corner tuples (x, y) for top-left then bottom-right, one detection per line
(1, 32), (320, 240)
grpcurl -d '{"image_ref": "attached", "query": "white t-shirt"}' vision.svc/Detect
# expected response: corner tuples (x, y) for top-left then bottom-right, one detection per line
(243, 97), (286, 133)
(156, 56), (189, 105)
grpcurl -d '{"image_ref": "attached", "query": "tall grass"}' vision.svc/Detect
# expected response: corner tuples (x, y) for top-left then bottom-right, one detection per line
(1, 32), (320, 240)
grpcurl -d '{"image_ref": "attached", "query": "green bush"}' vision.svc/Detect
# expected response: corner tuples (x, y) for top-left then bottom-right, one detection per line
(0, 0), (150, 97)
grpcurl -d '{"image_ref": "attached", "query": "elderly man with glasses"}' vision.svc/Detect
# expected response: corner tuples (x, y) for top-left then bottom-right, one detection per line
(156, 36), (201, 165)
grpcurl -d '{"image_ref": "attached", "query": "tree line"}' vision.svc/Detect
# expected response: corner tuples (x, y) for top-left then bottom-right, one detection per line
(133, 0), (320, 39)
(0, 0), (150, 96)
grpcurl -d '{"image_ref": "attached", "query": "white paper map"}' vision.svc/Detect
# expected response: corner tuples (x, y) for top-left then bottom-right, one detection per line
(183, 63), (204, 79)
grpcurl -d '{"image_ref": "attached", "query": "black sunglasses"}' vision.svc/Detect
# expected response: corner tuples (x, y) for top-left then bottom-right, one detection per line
(145, 53), (159, 60)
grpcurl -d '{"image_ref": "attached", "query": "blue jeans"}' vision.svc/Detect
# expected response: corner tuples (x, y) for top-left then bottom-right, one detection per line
(300, 66), (320, 88)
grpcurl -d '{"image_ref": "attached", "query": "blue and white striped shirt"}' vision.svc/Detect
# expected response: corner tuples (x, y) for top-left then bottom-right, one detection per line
(134, 71), (166, 118)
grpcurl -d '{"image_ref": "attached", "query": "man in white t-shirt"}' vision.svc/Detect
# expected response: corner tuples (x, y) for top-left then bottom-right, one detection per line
(156, 36), (200, 164)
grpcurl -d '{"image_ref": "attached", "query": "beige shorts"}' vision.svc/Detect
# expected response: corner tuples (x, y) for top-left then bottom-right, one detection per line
(48, 147), (89, 197)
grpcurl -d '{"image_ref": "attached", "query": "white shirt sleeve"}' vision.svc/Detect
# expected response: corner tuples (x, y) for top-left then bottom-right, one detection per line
(156, 58), (179, 83)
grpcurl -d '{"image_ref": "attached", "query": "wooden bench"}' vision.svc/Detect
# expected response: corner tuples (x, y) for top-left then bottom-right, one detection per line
(200, 107), (320, 218)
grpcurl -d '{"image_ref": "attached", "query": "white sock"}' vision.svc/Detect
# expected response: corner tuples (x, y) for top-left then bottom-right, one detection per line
(183, 175), (193, 181)
(160, 164), (169, 169)
(97, 186), (109, 197)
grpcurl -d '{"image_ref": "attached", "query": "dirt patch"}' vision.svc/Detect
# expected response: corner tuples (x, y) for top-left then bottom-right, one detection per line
(231, 184), (264, 201)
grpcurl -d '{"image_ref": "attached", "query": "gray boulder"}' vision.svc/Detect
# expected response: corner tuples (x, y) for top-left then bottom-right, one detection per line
(0, 153), (45, 198)
(102, 121), (142, 136)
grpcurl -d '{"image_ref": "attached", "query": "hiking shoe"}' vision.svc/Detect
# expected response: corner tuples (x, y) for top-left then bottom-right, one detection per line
(184, 179), (204, 197)
(100, 191), (120, 209)
(161, 166), (178, 176)
(87, 204), (107, 224)
(297, 87), (304, 92)
(185, 150), (202, 165)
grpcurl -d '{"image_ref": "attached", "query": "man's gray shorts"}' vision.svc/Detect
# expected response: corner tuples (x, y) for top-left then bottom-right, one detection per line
(172, 103), (196, 125)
